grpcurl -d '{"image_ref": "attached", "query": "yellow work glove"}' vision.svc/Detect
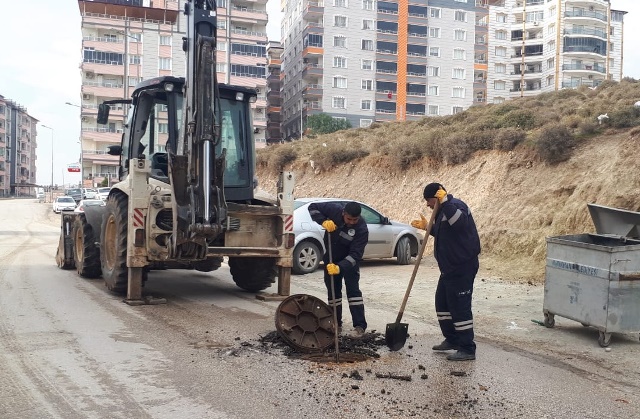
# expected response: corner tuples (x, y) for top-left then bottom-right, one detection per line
(326, 263), (340, 275)
(411, 213), (427, 230)
(322, 219), (337, 232)
(435, 187), (448, 204)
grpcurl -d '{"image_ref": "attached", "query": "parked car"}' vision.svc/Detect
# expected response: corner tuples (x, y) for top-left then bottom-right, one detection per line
(64, 188), (83, 203)
(36, 188), (45, 201)
(292, 198), (423, 275)
(97, 187), (112, 200)
(74, 199), (106, 213)
(82, 188), (98, 199)
(53, 196), (77, 213)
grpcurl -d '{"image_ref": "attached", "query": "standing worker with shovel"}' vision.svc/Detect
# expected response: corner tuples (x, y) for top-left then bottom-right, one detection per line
(309, 201), (369, 338)
(411, 183), (481, 361)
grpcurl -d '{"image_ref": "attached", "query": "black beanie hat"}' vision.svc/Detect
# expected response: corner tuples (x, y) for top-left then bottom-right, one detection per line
(423, 183), (445, 200)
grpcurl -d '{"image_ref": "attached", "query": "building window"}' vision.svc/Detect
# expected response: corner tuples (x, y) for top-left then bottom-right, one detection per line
(333, 97), (346, 108)
(428, 105), (439, 115)
(334, 0), (347, 7)
(452, 87), (465, 98)
(454, 11), (466, 22)
(361, 59), (373, 70)
(334, 15), (347, 28)
(158, 123), (168, 134)
(452, 68), (465, 79)
(363, 0), (374, 10)
(428, 66), (440, 77)
(496, 30), (507, 40)
(494, 97), (505, 104)
(216, 63), (227, 73)
(362, 39), (374, 50)
(454, 30), (466, 41)
(494, 81), (506, 90)
(360, 119), (373, 128)
(159, 57), (171, 70)
(333, 76), (347, 88)
(159, 35), (172, 46)
(452, 106), (463, 114)
(495, 63), (506, 73)
(129, 55), (141, 65)
(547, 58), (554, 69)
(495, 46), (506, 57)
(428, 85), (439, 96)
(361, 79), (373, 90)
(334, 36), (346, 48)
(496, 13), (506, 23)
(217, 41), (227, 51)
(430, 7), (441, 18)
(453, 48), (466, 60)
(362, 19), (374, 30)
(361, 100), (372, 110)
(429, 47), (440, 57)
(429, 27), (440, 38)
(334, 56), (347, 68)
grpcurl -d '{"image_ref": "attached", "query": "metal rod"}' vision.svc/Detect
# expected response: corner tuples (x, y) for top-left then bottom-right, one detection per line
(327, 232), (340, 363)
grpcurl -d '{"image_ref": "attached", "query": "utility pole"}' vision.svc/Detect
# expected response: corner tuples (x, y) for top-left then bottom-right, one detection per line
(65, 102), (83, 188)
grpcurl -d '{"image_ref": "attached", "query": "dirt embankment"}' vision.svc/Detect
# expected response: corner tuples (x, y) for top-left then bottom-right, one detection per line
(257, 131), (640, 283)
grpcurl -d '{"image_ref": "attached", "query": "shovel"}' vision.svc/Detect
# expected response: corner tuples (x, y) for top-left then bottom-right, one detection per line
(385, 201), (439, 351)
(327, 232), (340, 363)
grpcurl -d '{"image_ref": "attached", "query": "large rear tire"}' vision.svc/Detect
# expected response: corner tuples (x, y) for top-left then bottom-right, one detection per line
(192, 257), (223, 272)
(100, 193), (128, 294)
(73, 215), (101, 278)
(228, 257), (276, 292)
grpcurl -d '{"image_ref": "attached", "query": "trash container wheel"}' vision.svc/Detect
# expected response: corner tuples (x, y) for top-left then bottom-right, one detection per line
(598, 331), (612, 347)
(543, 312), (555, 328)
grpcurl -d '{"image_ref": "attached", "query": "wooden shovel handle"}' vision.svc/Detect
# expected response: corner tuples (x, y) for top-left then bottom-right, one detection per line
(395, 201), (440, 323)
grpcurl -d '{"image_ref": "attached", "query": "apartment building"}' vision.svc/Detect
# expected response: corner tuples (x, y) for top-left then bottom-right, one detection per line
(0, 95), (39, 197)
(77, 0), (270, 188)
(279, 0), (625, 140)
(266, 42), (284, 144)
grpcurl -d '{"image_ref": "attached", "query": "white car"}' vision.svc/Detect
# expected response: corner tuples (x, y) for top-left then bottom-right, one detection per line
(97, 187), (111, 201)
(74, 199), (106, 213)
(82, 188), (98, 199)
(292, 198), (423, 275)
(53, 196), (77, 213)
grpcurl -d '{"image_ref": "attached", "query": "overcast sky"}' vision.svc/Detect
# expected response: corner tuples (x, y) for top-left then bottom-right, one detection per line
(0, 0), (638, 186)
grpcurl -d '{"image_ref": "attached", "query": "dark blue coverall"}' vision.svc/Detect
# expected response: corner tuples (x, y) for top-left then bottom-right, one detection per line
(431, 194), (481, 355)
(308, 202), (369, 330)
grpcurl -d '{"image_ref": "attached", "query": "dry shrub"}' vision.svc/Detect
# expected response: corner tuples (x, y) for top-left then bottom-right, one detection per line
(560, 114), (582, 129)
(577, 120), (598, 136)
(493, 127), (526, 151)
(310, 142), (369, 169)
(535, 124), (575, 164)
(608, 106), (640, 128)
(498, 109), (537, 130)
(387, 137), (426, 170)
(267, 146), (297, 172)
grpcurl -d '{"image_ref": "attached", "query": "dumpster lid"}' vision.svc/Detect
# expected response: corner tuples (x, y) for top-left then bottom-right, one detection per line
(588, 203), (640, 238)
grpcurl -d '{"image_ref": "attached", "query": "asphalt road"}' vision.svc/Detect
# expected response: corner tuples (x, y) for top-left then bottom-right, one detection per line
(1, 198), (638, 418)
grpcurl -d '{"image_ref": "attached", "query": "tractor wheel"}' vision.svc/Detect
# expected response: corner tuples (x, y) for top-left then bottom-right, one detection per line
(192, 257), (223, 272)
(73, 215), (101, 278)
(100, 193), (129, 294)
(228, 257), (276, 292)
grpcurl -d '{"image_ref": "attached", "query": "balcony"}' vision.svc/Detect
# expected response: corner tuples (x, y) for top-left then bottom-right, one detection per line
(303, 84), (323, 98)
(231, 29), (268, 42)
(564, 27), (607, 39)
(562, 63), (606, 73)
(82, 81), (126, 99)
(564, 10), (608, 23)
(230, 6), (267, 24)
(303, 2), (324, 20)
(302, 63), (323, 80)
(563, 46), (607, 56)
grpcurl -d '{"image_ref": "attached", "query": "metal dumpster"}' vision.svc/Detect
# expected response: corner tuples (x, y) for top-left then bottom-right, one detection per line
(543, 204), (640, 347)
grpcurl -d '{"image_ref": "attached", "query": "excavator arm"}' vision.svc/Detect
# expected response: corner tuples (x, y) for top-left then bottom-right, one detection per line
(168, 0), (226, 259)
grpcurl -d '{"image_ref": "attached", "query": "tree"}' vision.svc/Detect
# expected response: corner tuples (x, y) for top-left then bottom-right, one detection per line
(306, 113), (352, 135)
(100, 177), (109, 187)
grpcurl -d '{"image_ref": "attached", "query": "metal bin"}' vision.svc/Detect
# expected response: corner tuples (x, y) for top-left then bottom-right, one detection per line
(543, 204), (640, 347)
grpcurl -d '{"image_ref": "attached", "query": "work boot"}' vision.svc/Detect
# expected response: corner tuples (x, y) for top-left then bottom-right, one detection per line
(349, 326), (365, 339)
(432, 340), (458, 351)
(446, 350), (476, 361)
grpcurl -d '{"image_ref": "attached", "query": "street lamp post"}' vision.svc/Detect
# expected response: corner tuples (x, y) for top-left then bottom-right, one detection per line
(40, 124), (54, 203)
(65, 102), (83, 188)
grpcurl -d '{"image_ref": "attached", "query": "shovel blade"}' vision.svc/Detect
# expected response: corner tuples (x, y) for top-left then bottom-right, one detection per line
(385, 322), (409, 351)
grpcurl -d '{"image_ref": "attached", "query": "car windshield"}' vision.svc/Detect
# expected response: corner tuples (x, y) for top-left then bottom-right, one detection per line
(58, 197), (75, 203)
(67, 189), (82, 195)
(98, 188), (110, 193)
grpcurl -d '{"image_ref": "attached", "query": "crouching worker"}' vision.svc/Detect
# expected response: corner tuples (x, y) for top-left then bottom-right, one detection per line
(412, 183), (481, 361)
(308, 201), (369, 338)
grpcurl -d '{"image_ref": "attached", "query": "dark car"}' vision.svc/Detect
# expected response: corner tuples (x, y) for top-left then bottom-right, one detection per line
(64, 188), (83, 203)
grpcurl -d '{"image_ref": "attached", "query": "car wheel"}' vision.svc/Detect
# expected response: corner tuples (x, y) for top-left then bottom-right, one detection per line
(293, 240), (322, 275)
(395, 236), (412, 265)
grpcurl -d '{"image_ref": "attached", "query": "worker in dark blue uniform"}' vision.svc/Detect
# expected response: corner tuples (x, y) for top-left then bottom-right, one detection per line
(308, 201), (369, 338)
(412, 183), (481, 361)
